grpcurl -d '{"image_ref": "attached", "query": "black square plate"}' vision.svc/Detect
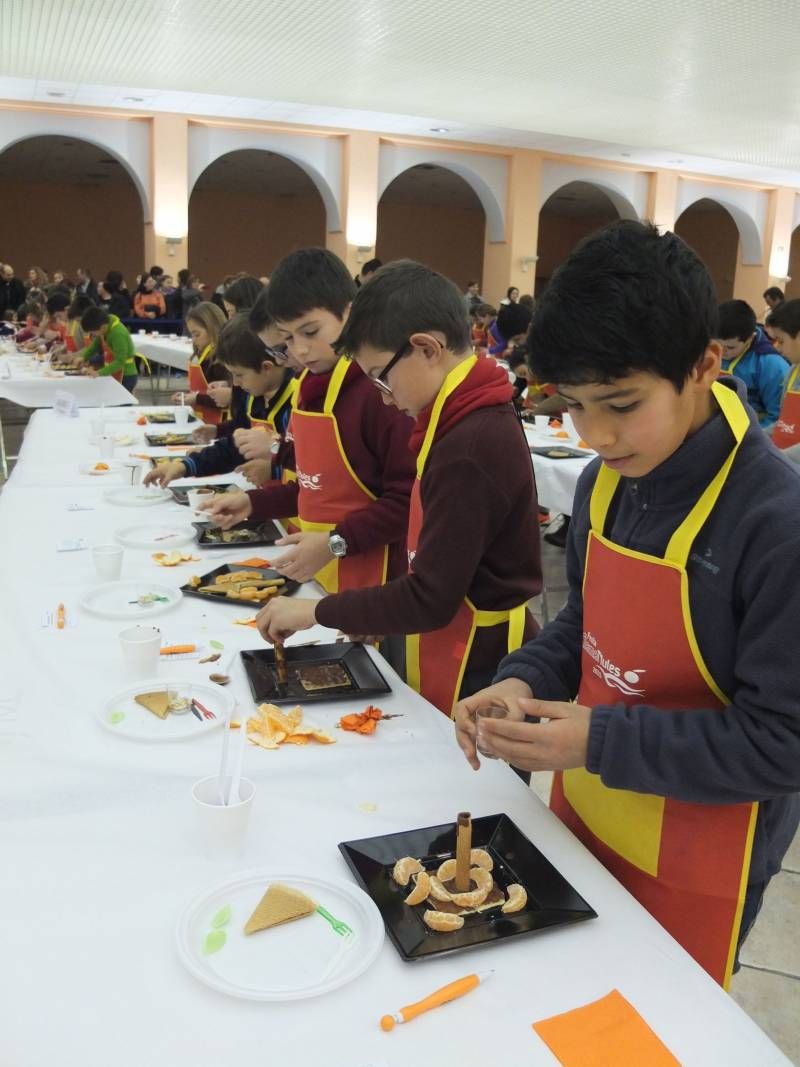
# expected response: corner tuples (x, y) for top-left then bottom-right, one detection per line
(192, 520), (283, 548)
(150, 454), (188, 468)
(529, 445), (589, 459)
(339, 813), (596, 962)
(241, 641), (390, 704)
(144, 412), (198, 424)
(144, 432), (195, 447)
(170, 483), (238, 506)
(180, 563), (299, 609)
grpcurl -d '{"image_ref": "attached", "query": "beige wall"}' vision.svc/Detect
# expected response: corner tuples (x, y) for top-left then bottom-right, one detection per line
(188, 187), (326, 286)
(535, 211), (617, 292)
(0, 179), (143, 292)
(674, 206), (739, 302)
(786, 228), (800, 299)
(375, 200), (484, 291)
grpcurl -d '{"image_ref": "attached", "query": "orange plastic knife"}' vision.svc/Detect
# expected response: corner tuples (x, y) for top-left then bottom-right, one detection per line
(380, 971), (493, 1031)
(56, 603), (65, 630)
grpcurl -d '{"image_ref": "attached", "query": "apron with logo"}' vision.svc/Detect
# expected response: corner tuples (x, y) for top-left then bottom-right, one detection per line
(188, 344), (227, 424)
(550, 381), (758, 988)
(101, 337), (123, 383)
(290, 358), (389, 594)
(247, 376), (299, 529)
(405, 356), (528, 716)
(772, 364), (800, 448)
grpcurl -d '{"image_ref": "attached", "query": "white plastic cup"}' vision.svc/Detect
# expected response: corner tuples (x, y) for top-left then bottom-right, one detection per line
(137, 329), (146, 336)
(187, 487), (215, 510)
(122, 460), (144, 486)
(169, 333), (178, 340)
(89, 417), (105, 443)
(174, 405), (190, 426)
(533, 414), (550, 432)
(98, 433), (115, 459)
(475, 701), (509, 761)
(191, 775), (256, 861)
(93, 544), (123, 581)
(119, 625), (161, 678)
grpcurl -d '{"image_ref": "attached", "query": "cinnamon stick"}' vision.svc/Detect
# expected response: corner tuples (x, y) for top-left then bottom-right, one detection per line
(455, 811), (472, 892)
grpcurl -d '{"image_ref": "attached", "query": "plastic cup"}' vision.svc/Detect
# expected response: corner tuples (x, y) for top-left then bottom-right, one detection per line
(90, 417), (105, 443)
(93, 545), (123, 581)
(98, 434), (115, 460)
(187, 487), (215, 510)
(119, 624), (161, 678)
(137, 329), (146, 335)
(174, 405), (190, 427)
(475, 701), (508, 760)
(169, 333), (178, 340)
(122, 460), (144, 486)
(191, 775), (256, 861)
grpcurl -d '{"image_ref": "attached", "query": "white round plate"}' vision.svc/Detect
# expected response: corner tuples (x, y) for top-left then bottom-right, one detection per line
(79, 461), (122, 477)
(104, 486), (172, 507)
(176, 870), (384, 1001)
(80, 580), (182, 620)
(98, 677), (232, 742)
(114, 522), (195, 550)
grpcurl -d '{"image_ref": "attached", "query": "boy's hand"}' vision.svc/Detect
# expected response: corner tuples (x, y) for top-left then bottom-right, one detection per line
(82, 366), (99, 377)
(234, 427), (276, 461)
(191, 424), (217, 444)
(172, 390), (197, 405)
(235, 458), (271, 486)
(475, 698), (591, 772)
(256, 597), (317, 643)
(273, 531), (333, 584)
(199, 490), (252, 528)
(207, 382), (232, 408)
(454, 678), (533, 770)
(143, 460), (186, 487)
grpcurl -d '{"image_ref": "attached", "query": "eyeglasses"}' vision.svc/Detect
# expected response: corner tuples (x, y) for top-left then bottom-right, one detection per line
(372, 341), (411, 396)
(263, 342), (290, 365)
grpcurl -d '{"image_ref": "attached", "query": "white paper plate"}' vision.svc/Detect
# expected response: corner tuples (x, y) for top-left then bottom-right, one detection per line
(98, 677), (232, 742)
(104, 486), (172, 507)
(176, 870), (384, 1001)
(80, 580), (182, 620)
(114, 522), (196, 549)
(79, 461), (122, 477)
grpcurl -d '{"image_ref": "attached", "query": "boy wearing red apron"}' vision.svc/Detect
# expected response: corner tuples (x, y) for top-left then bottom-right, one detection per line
(254, 262), (542, 716)
(202, 250), (415, 595)
(455, 222), (800, 989)
(765, 298), (800, 455)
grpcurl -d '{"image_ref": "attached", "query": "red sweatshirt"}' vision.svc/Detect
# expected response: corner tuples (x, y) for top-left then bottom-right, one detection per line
(247, 360), (415, 579)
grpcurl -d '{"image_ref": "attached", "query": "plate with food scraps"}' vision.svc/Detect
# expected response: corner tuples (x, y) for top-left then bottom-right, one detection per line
(150, 454), (189, 469)
(182, 563), (299, 608)
(193, 520), (283, 548)
(80, 580), (182, 620)
(170, 483), (239, 507)
(528, 445), (591, 460)
(79, 461), (123, 476)
(114, 522), (197, 550)
(144, 432), (196, 447)
(144, 411), (198, 424)
(241, 641), (390, 705)
(339, 813), (597, 962)
(98, 677), (232, 742)
(104, 486), (172, 507)
(176, 870), (383, 1001)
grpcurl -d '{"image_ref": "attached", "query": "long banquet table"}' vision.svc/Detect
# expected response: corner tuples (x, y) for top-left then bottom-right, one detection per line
(0, 407), (790, 1067)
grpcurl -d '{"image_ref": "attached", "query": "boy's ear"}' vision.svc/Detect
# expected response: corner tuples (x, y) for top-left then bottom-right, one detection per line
(408, 331), (446, 362)
(695, 342), (722, 385)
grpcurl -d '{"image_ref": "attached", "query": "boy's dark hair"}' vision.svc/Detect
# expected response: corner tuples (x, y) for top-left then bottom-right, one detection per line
(361, 258), (382, 275)
(105, 270), (124, 293)
(81, 306), (110, 332)
(149, 265), (164, 278)
(45, 292), (70, 315)
(268, 248), (356, 324)
(336, 259), (470, 356)
(2, 309), (14, 322)
(475, 302), (496, 318)
(766, 298), (800, 338)
(528, 220), (717, 391)
(18, 302), (42, 322)
(248, 287), (274, 333)
(717, 300), (756, 342)
(497, 303), (532, 342)
(216, 313), (279, 371)
(763, 286), (784, 303)
(507, 345), (529, 371)
(223, 275), (263, 312)
(68, 294), (93, 320)
(519, 293), (535, 310)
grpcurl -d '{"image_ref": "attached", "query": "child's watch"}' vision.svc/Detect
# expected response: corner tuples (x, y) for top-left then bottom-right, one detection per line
(328, 533), (348, 558)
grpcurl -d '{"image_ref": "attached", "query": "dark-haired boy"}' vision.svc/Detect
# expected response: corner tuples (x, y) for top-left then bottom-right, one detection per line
(716, 299), (788, 430)
(252, 259), (542, 716)
(454, 220), (800, 989)
(73, 307), (138, 393)
(203, 248), (415, 592)
(144, 314), (295, 488)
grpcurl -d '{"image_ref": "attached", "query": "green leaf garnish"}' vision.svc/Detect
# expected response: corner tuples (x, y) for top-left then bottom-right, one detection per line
(109, 711), (125, 725)
(202, 929), (227, 955)
(209, 640), (224, 650)
(210, 904), (232, 929)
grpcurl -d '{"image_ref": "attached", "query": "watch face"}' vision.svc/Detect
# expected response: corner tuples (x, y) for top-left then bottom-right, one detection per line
(329, 535), (347, 557)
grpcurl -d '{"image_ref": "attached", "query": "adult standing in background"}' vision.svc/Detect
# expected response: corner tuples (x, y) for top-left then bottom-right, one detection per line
(0, 263), (26, 315)
(75, 266), (98, 303)
(500, 285), (520, 306)
(763, 287), (784, 312)
(176, 268), (203, 318)
(97, 277), (132, 320)
(26, 266), (49, 292)
(464, 280), (482, 312)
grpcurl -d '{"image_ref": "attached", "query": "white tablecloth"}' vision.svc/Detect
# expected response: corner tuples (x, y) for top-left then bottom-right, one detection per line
(135, 334), (194, 372)
(525, 418), (594, 516)
(0, 408), (789, 1067)
(0, 354), (137, 407)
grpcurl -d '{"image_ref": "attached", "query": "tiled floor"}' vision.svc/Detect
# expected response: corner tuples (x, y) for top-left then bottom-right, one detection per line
(3, 388), (799, 1063)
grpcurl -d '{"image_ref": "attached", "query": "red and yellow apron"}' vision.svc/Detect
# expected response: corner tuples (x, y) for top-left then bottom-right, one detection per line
(247, 376), (299, 528)
(405, 356), (527, 716)
(290, 358), (389, 594)
(188, 344), (227, 424)
(101, 337), (123, 383)
(550, 381), (757, 988)
(773, 364), (800, 449)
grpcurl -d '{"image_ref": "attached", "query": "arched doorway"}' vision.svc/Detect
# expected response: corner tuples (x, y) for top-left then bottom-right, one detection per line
(785, 225), (800, 300)
(536, 181), (625, 295)
(0, 135), (144, 292)
(674, 199), (739, 302)
(376, 164), (485, 289)
(188, 150), (327, 287)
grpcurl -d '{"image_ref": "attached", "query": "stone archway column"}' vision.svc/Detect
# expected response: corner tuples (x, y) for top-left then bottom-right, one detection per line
(145, 114), (189, 273)
(482, 149), (541, 306)
(326, 131), (379, 277)
(646, 169), (678, 232)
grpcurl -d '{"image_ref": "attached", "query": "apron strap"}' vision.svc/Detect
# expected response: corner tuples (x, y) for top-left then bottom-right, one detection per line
(323, 357), (352, 415)
(291, 369), (309, 410)
(416, 355), (477, 479)
(787, 364), (800, 393)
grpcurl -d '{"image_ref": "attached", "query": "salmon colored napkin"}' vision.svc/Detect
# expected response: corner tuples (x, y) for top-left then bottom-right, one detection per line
(532, 989), (680, 1066)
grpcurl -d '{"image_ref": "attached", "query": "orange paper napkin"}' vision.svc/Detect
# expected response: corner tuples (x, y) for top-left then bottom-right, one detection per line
(533, 989), (679, 1066)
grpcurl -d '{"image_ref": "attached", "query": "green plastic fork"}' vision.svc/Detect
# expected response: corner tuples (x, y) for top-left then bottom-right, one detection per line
(316, 904), (353, 937)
